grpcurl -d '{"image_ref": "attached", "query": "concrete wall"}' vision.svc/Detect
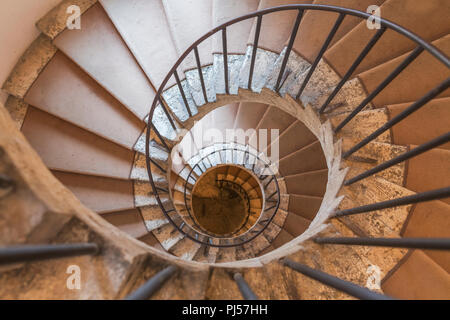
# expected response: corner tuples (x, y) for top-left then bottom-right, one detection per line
(0, 0), (61, 104)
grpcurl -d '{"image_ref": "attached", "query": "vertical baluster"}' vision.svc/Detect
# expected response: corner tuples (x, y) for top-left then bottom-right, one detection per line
(343, 77), (450, 158)
(334, 46), (424, 133)
(222, 28), (229, 94)
(248, 15), (263, 90)
(275, 9), (304, 93)
(319, 26), (387, 113)
(194, 46), (208, 103)
(124, 266), (177, 300)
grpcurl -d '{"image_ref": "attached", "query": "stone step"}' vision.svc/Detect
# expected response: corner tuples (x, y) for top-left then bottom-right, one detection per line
(53, 3), (155, 120)
(163, 0), (213, 69)
(101, 208), (148, 239)
(338, 176), (414, 237)
(405, 147), (450, 205)
(292, 0), (385, 63)
(358, 34), (450, 108)
(387, 97), (450, 150)
(140, 204), (171, 232)
(24, 51), (145, 150)
(169, 237), (202, 261)
(382, 250), (450, 299)
(100, 0), (179, 89)
(284, 168), (328, 197)
(21, 107), (135, 180)
(342, 140), (407, 186)
(325, 0), (450, 77)
(151, 223), (184, 251)
(52, 171), (135, 214)
(278, 140), (327, 176)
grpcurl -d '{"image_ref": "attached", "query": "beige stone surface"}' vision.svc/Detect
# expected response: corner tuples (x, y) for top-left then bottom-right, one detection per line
(4, 96), (28, 129)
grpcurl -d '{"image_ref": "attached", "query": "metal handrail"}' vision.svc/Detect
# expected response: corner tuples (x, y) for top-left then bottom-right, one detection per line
(170, 145), (280, 247)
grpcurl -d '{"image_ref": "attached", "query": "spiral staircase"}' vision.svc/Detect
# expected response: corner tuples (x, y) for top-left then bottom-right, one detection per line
(0, 0), (449, 300)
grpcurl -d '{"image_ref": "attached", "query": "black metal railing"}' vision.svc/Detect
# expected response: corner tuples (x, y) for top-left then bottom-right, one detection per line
(2, 4), (447, 301)
(0, 243), (99, 265)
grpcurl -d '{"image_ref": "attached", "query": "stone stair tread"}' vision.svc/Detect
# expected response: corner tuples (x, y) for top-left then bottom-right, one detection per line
(342, 140), (407, 186)
(292, 0), (384, 63)
(169, 237), (202, 261)
(382, 250), (450, 299)
(387, 97), (450, 149)
(163, 0), (213, 69)
(330, 108), (390, 144)
(325, 0), (450, 77)
(402, 200), (450, 272)
(140, 205), (170, 232)
(52, 171), (135, 214)
(338, 176), (415, 237)
(279, 140), (327, 176)
(404, 147), (450, 205)
(284, 168), (328, 198)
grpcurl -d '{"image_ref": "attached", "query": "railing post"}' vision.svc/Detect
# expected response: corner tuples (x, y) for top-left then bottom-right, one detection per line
(344, 132), (450, 185)
(319, 26), (387, 113)
(282, 259), (393, 300)
(124, 265), (177, 300)
(194, 46), (208, 103)
(0, 243), (99, 265)
(234, 273), (258, 300)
